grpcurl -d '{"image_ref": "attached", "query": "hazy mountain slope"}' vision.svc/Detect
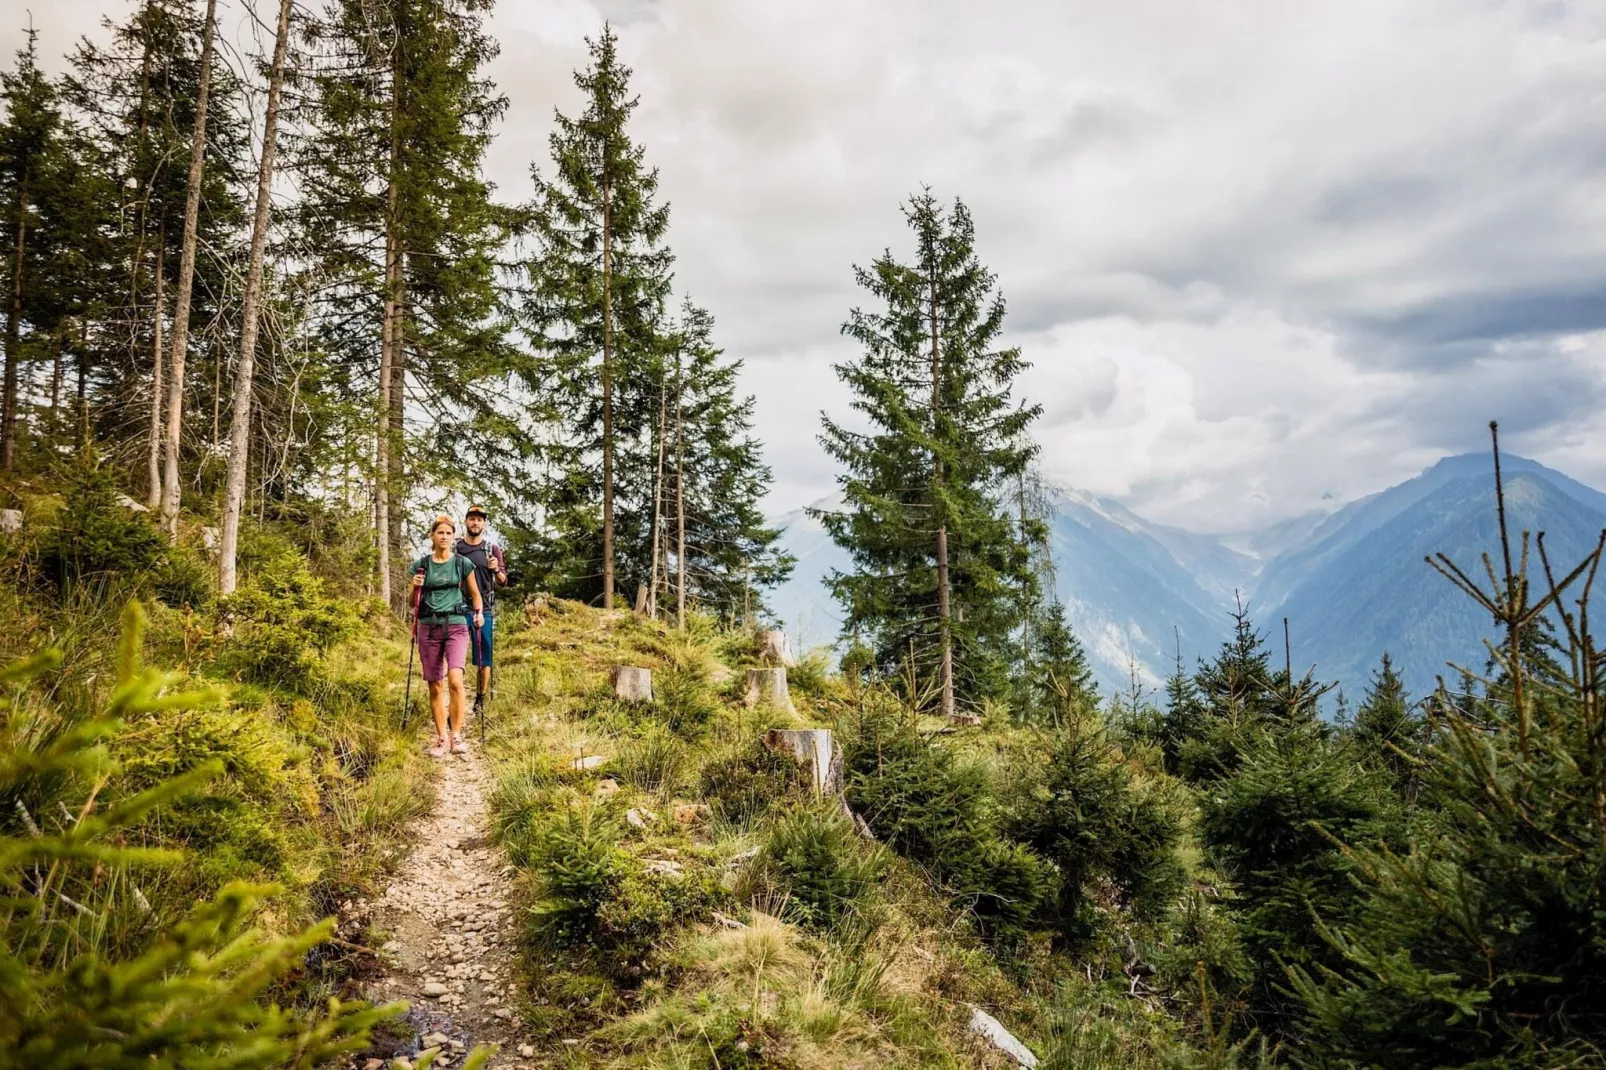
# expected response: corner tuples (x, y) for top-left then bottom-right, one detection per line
(1274, 469), (1606, 700)
(1046, 492), (1237, 694)
(765, 496), (854, 650)
(1254, 453), (1606, 609)
(766, 488), (1239, 696)
(765, 454), (1606, 707)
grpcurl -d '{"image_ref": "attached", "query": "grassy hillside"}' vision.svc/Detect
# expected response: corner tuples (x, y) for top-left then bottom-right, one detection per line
(477, 599), (1248, 1069)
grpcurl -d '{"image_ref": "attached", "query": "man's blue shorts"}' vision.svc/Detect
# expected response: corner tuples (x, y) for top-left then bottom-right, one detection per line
(464, 611), (494, 667)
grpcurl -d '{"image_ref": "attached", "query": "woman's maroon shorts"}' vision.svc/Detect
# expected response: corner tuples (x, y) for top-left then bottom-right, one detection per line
(418, 621), (469, 682)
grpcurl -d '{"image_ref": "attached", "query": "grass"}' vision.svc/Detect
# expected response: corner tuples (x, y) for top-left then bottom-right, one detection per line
(478, 599), (1060, 1068)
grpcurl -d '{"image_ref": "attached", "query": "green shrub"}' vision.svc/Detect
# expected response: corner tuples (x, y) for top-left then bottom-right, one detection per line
(786, 650), (833, 698)
(842, 696), (1050, 944)
(152, 544), (214, 610)
(0, 602), (400, 1067)
(698, 737), (811, 826)
(35, 462), (166, 590)
(758, 804), (887, 927)
(527, 800), (627, 948)
(218, 548), (359, 688)
(595, 863), (734, 969)
(1006, 723), (1188, 942)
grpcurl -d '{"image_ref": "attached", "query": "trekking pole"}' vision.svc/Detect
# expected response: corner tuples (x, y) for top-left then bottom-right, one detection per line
(470, 617), (486, 742)
(400, 568), (423, 731)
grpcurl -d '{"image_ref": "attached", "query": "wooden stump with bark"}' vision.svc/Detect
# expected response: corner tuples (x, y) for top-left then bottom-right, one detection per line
(745, 667), (792, 711)
(614, 665), (653, 703)
(762, 728), (840, 794)
(758, 629), (794, 666)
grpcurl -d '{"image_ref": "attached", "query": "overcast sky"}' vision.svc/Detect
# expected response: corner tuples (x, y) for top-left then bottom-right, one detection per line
(10, 0), (1606, 531)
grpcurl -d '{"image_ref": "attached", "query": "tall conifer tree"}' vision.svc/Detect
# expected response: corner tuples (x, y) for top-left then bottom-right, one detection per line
(660, 301), (791, 621)
(300, 0), (511, 603)
(520, 25), (672, 609)
(817, 192), (1040, 717)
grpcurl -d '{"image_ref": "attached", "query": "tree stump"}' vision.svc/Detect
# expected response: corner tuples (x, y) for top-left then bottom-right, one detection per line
(0, 509), (20, 534)
(758, 629), (794, 666)
(633, 584), (649, 615)
(201, 526), (220, 553)
(744, 667), (791, 711)
(614, 666), (654, 703)
(763, 728), (838, 794)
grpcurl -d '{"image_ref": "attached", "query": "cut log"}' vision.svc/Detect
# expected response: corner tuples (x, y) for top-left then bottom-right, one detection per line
(968, 1007), (1038, 1069)
(758, 629), (794, 666)
(0, 508), (20, 534)
(763, 728), (837, 794)
(744, 667), (792, 711)
(614, 665), (654, 703)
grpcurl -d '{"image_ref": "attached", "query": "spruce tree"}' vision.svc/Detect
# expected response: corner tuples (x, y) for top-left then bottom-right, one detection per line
(1350, 651), (1420, 792)
(300, 0), (512, 602)
(658, 301), (792, 621)
(63, 0), (246, 493)
(1291, 437), (1606, 1067)
(1019, 599), (1097, 728)
(0, 29), (108, 469)
(817, 191), (1040, 717)
(0, 28), (57, 470)
(520, 24), (673, 608)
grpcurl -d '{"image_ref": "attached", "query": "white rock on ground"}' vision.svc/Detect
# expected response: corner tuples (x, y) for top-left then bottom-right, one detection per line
(350, 745), (537, 1067)
(968, 1006), (1039, 1069)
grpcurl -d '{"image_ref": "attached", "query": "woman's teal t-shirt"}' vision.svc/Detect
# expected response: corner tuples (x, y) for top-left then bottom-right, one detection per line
(415, 554), (473, 619)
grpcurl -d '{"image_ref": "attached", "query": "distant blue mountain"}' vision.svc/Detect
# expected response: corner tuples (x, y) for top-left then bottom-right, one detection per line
(766, 453), (1606, 706)
(1264, 458), (1606, 700)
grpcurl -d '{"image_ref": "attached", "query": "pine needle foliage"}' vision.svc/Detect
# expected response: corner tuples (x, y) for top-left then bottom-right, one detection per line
(1287, 455), (1606, 1067)
(0, 601), (400, 1068)
(816, 191), (1041, 713)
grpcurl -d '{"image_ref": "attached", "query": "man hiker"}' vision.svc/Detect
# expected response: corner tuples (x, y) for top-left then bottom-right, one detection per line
(456, 503), (507, 715)
(412, 514), (484, 758)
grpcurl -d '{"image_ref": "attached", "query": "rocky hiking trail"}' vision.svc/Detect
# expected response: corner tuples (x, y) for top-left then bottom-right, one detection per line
(348, 746), (538, 1070)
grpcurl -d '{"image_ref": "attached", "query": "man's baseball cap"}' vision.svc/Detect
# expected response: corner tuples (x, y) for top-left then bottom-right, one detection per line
(466, 503), (488, 518)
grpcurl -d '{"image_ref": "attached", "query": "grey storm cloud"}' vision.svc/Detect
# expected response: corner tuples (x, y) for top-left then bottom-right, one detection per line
(9, 0), (1606, 530)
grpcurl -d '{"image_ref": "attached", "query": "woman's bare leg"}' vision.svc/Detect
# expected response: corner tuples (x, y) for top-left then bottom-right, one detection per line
(448, 668), (467, 737)
(430, 679), (450, 742)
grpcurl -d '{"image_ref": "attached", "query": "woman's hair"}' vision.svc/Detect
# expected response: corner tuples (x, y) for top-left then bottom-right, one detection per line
(429, 514), (456, 535)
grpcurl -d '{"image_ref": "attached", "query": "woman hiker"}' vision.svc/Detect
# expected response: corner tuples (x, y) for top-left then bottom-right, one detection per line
(411, 514), (484, 758)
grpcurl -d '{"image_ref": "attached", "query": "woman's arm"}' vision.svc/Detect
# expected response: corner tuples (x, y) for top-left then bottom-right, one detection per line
(466, 571), (483, 612)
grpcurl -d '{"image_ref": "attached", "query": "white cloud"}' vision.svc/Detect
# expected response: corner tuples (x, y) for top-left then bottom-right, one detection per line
(8, 0), (1606, 529)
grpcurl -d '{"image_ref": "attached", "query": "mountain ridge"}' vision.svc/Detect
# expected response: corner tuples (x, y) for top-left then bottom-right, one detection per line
(767, 452), (1606, 702)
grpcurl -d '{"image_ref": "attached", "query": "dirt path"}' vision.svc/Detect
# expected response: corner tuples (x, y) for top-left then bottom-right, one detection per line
(351, 746), (537, 1070)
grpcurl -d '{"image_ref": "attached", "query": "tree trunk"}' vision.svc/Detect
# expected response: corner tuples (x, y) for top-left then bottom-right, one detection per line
(647, 367), (668, 617)
(219, 0), (292, 596)
(375, 48), (403, 610)
(387, 257), (405, 568)
(929, 280), (955, 721)
(1, 179), (25, 471)
(675, 345), (686, 630)
(159, 0), (218, 537)
(600, 178), (615, 609)
(146, 236), (165, 507)
(49, 344), (61, 417)
(76, 333), (88, 456)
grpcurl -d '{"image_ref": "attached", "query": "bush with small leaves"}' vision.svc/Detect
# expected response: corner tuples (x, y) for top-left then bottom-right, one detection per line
(218, 548), (359, 688)
(757, 804), (888, 927)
